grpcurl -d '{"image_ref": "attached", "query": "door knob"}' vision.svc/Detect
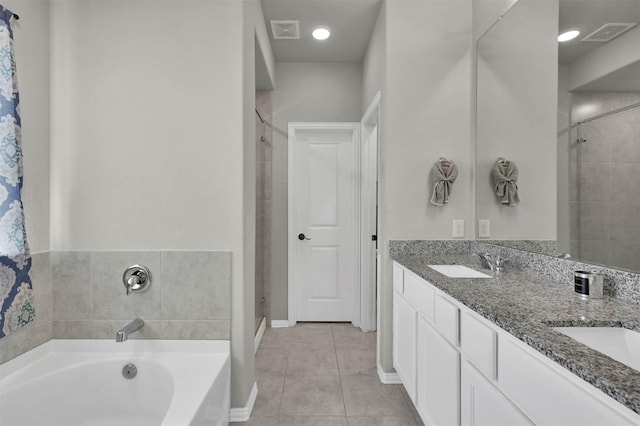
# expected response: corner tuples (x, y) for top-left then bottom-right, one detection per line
(298, 233), (311, 241)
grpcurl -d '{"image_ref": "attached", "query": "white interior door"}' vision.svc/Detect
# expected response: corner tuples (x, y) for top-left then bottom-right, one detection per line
(289, 123), (359, 323)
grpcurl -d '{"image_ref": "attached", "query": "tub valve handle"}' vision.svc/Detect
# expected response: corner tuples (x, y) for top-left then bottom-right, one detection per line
(123, 265), (152, 295)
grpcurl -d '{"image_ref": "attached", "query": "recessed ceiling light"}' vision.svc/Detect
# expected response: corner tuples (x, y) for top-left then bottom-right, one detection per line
(312, 26), (331, 41)
(558, 30), (580, 42)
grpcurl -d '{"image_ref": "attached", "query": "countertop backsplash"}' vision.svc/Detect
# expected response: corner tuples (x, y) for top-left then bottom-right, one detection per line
(388, 240), (640, 305)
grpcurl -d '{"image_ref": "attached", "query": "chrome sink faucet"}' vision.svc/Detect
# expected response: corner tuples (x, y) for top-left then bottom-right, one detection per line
(477, 253), (509, 273)
(116, 318), (145, 342)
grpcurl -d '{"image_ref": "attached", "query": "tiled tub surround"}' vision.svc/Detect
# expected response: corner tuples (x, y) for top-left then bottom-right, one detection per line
(0, 252), (52, 364)
(2, 250), (231, 365)
(390, 241), (640, 415)
(51, 251), (231, 340)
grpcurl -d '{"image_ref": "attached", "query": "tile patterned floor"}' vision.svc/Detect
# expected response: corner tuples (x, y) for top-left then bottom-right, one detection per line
(232, 323), (424, 426)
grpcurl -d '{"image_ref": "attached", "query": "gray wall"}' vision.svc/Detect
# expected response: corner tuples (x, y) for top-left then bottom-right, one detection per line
(475, 0), (559, 240)
(364, 0), (474, 373)
(270, 62), (364, 321)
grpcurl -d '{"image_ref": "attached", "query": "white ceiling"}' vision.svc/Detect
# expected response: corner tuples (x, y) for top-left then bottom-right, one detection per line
(258, 0), (639, 90)
(260, 0), (383, 62)
(559, 0), (640, 64)
(559, 0), (640, 91)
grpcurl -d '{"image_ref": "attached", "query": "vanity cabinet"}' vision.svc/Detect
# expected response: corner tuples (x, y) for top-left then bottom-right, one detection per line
(461, 360), (532, 426)
(417, 315), (460, 426)
(391, 261), (640, 426)
(392, 263), (417, 403)
(499, 334), (639, 426)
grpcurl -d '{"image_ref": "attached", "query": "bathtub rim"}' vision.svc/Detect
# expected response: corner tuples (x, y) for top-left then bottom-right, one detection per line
(0, 339), (231, 426)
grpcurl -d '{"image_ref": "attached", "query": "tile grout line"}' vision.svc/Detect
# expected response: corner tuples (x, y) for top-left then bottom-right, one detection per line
(332, 324), (349, 424)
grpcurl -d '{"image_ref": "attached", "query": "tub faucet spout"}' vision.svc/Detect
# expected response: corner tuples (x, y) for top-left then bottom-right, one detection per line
(116, 318), (144, 342)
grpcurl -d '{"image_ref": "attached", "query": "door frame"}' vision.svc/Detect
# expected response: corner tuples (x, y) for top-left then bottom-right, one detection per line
(288, 122), (361, 326)
(360, 91), (380, 332)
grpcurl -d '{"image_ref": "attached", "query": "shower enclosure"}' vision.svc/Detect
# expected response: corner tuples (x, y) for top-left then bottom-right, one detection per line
(255, 91), (272, 333)
(568, 93), (640, 271)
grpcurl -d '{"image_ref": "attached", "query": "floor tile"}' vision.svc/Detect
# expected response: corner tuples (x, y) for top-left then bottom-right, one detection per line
(253, 376), (285, 417)
(256, 348), (288, 377)
(347, 416), (418, 426)
(286, 348), (339, 376)
(288, 327), (335, 349)
(260, 328), (293, 350)
(332, 325), (376, 351)
(398, 384), (425, 426)
(278, 416), (348, 426)
(280, 375), (346, 416)
(341, 371), (412, 417)
(336, 348), (376, 376)
(230, 417), (279, 426)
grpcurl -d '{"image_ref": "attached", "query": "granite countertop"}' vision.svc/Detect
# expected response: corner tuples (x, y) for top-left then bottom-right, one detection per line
(391, 253), (640, 416)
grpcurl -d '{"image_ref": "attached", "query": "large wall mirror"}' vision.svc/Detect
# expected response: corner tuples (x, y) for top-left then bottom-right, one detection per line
(476, 0), (640, 272)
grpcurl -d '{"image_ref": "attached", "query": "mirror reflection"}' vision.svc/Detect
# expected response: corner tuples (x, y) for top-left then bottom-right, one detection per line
(477, 0), (640, 273)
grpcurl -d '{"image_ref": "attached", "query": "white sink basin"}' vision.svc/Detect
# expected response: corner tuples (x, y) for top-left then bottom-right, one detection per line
(428, 265), (491, 278)
(553, 327), (640, 371)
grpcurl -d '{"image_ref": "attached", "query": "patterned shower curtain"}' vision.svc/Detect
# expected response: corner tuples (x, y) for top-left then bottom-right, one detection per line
(0, 5), (34, 338)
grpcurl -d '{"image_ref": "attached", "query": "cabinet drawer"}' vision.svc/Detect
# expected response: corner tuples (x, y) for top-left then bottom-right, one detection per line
(500, 336), (639, 426)
(461, 311), (497, 380)
(393, 262), (404, 294)
(405, 271), (435, 323)
(435, 295), (459, 346)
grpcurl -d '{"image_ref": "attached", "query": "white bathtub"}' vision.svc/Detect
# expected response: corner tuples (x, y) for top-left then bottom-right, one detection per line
(0, 339), (230, 426)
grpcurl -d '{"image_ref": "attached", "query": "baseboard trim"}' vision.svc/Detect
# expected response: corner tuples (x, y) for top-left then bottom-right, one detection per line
(254, 317), (266, 354)
(229, 381), (258, 422)
(270, 320), (292, 328)
(377, 363), (402, 384)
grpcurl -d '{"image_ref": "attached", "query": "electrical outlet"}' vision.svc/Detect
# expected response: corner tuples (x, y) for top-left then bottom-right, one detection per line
(452, 220), (464, 238)
(478, 219), (490, 238)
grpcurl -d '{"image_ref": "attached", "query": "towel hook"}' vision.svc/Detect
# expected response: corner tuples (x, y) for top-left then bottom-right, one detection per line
(438, 157), (449, 164)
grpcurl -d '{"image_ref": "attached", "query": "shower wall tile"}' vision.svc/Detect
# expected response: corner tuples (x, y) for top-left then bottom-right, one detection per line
(52, 251), (92, 320)
(569, 201), (579, 241)
(577, 123), (610, 163)
(31, 252), (52, 328)
(611, 241), (640, 272)
(571, 92), (640, 272)
(161, 251), (231, 320)
(578, 163), (610, 202)
(609, 113), (640, 163)
(611, 164), (640, 202)
(578, 201), (611, 241)
(91, 251), (161, 320)
(569, 163), (578, 201)
(161, 320), (230, 339)
(51, 250), (231, 341)
(0, 322), (52, 364)
(610, 203), (640, 241)
(579, 240), (612, 266)
(0, 252), (53, 364)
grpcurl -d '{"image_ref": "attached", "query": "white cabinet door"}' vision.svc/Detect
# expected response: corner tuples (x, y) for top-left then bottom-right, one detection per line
(461, 361), (532, 426)
(500, 336), (640, 426)
(417, 315), (460, 426)
(393, 292), (417, 402)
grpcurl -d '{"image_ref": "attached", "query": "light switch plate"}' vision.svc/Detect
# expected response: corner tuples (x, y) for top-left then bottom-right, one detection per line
(478, 219), (490, 238)
(452, 220), (464, 238)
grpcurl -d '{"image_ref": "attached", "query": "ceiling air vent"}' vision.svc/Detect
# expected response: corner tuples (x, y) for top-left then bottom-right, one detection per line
(270, 20), (300, 40)
(581, 23), (637, 42)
